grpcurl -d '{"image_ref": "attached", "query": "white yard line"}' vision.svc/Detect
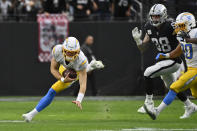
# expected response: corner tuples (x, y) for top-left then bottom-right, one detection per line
(0, 120), (25, 123)
(122, 128), (197, 131)
(89, 128), (197, 131)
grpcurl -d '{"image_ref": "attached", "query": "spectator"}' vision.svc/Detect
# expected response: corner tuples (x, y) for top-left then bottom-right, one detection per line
(74, 35), (98, 96)
(112, 0), (132, 20)
(71, 0), (91, 21)
(91, 0), (113, 21)
(0, 0), (12, 20)
(43, 0), (68, 14)
(175, 0), (197, 17)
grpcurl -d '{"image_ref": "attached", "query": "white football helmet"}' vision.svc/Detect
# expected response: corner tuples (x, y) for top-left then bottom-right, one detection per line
(174, 12), (196, 33)
(149, 4), (167, 27)
(62, 37), (80, 62)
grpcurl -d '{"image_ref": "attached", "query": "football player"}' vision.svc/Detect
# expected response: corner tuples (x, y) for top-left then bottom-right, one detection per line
(132, 4), (195, 118)
(22, 37), (104, 122)
(144, 12), (197, 120)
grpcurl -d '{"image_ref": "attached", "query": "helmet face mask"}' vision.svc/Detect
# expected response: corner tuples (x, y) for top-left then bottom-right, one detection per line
(150, 15), (161, 26)
(174, 22), (187, 34)
(174, 12), (196, 34)
(149, 4), (167, 27)
(62, 37), (80, 62)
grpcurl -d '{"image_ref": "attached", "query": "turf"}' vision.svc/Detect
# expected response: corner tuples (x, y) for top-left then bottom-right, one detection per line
(0, 97), (197, 131)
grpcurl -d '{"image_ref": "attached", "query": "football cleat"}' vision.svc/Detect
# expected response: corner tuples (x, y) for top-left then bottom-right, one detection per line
(180, 103), (197, 119)
(22, 113), (33, 122)
(137, 106), (146, 114)
(144, 104), (158, 120)
(137, 100), (154, 114)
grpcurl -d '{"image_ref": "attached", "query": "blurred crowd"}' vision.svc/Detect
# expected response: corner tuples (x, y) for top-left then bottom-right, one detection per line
(1, 0), (197, 22)
(0, 0), (142, 22)
(143, 0), (197, 20)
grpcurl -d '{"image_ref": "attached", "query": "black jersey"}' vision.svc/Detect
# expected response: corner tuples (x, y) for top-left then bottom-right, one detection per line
(144, 20), (182, 63)
(144, 20), (178, 53)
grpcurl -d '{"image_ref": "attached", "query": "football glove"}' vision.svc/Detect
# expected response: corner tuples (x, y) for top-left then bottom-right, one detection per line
(90, 60), (105, 70)
(176, 31), (190, 42)
(155, 53), (170, 61)
(132, 27), (142, 46)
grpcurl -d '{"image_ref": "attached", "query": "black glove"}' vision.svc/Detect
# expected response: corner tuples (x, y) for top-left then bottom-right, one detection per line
(177, 31), (190, 42)
(177, 31), (190, 39)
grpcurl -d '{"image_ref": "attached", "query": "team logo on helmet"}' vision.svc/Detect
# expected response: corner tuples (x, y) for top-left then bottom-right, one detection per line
(173, 12), (196, 34)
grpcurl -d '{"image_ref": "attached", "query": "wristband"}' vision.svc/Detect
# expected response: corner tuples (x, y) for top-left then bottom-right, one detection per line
(76, 93), (84, 103)
(60, 77), (64, 82)
(165, 53), (170, 58)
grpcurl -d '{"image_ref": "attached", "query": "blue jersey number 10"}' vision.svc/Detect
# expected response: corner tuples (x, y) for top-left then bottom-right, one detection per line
(181, 43), (193, 59)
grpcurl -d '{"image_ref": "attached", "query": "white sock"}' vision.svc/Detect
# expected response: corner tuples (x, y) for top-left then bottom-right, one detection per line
(184, 99), (192, 107)
(28, 108), (38, 117)
(157, 101), (167, 114)
(145, 94), (153, 102)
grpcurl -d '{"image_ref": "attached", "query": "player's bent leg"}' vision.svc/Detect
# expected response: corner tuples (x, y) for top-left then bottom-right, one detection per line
(22, 80), (71, 122)
(160, 74), (174, 89)
(36, 88), (56, 112)
(171, 70), (197, 119)
(22, 88), (56, 122)
(145, 90), (177, 120)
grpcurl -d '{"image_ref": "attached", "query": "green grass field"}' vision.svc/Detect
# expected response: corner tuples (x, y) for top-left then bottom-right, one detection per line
(0, 97), (197, 131)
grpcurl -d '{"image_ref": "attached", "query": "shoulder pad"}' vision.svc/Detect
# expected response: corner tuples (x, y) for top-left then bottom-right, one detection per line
(52, 45), (63, 62)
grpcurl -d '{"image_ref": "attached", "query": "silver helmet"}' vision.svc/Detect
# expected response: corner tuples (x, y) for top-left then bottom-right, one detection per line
(149, 4), (167, 27)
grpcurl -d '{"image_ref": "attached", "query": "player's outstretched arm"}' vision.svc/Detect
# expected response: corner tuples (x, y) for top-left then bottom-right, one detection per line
(156, 44), (183, 60)
(177, 31), (197, 44)
(72, 69), (87, 110)
(169, 44), (183, 58)
(132, 27), (150, 52)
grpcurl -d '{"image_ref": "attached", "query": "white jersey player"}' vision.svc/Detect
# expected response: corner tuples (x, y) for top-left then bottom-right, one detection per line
(180, 28), (197, 67)
(22, 37), (104, 122)
(52, 44), (89, 71)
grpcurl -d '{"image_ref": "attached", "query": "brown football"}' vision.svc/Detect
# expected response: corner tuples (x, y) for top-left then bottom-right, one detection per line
(62, 68), (77, 79)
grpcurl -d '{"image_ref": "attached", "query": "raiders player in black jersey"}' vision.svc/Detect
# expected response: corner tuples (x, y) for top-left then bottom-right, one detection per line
(132, 4), (195, 119)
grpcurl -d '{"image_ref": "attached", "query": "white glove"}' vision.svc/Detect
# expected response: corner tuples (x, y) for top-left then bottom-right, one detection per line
(90, 60), (104, 69)
(132, 27), (142, 46)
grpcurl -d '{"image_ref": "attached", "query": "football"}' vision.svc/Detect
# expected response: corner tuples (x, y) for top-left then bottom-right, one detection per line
(62, 68), (77, 79)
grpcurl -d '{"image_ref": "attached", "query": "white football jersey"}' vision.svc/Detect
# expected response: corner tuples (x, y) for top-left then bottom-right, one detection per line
(179, 28), (197, 68)
(52, 45), (88, 71)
